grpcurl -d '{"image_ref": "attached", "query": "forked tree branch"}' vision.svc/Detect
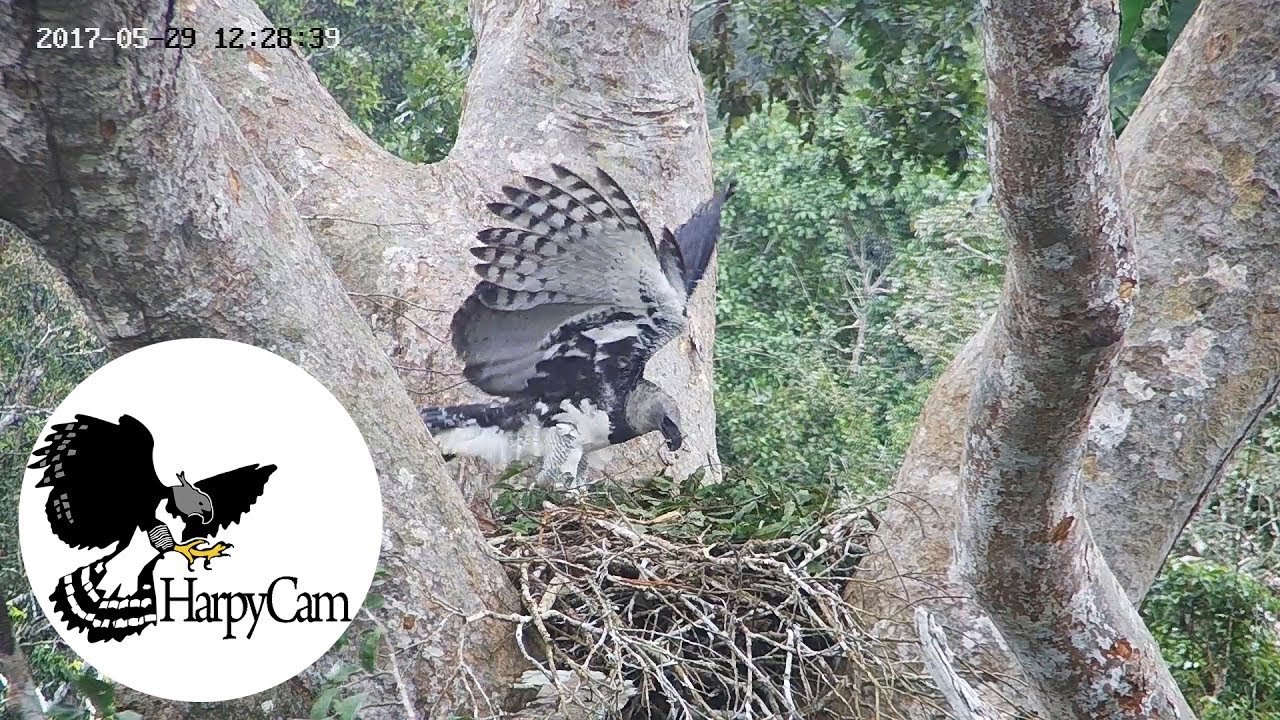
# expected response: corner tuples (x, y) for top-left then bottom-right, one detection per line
(0, 0), (718, 715)
(185, 0), (722, 493)
(854, 2), (1280, 714)
(0, 1), (524, 716)
(954, 1), (1191, 717)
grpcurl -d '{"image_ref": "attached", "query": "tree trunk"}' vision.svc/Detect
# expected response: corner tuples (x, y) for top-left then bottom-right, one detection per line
(187, 0), (722, 500)
(0, 0), (716, 717)
(954, 0), (1192, 714)
(854, 0), (1280, 715)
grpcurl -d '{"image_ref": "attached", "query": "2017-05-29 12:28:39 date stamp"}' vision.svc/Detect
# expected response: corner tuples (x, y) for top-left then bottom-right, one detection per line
(33, 25), (340, 51)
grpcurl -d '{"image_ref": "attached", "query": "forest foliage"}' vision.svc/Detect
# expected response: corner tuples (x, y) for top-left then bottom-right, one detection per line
(4, 0), (1280, 718)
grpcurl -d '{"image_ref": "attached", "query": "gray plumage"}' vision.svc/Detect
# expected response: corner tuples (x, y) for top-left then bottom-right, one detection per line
(421, 165), (732, 487)
(170, 471), (213, 523)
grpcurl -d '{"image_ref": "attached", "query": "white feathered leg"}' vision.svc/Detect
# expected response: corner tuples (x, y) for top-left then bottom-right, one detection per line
(535, 424), (585, 489)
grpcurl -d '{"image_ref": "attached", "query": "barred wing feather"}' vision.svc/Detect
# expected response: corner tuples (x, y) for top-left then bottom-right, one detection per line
(452, 166), (688, 404)
(672, 180), (734, 296)
(27, 414), (165, 550)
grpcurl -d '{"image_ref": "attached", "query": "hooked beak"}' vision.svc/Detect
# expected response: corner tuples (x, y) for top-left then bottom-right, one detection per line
(660, 416), (682, 451)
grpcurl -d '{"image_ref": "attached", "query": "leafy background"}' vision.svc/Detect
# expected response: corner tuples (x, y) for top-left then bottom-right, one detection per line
(6, 0), (1280, 718)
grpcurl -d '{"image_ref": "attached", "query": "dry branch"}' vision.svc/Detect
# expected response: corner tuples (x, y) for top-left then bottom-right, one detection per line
(914, 607), (997, 720)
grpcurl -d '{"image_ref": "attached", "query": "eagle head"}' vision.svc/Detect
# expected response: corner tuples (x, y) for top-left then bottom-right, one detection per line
(627, 380), (682, 452)
(172, 471), (214, 524)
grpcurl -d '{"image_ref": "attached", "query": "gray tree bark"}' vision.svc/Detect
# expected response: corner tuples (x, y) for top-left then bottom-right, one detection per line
(6, 0), (1273, 715)
(955, 0), (1191, 715)
(854, 0), (1280, 716)
(188, 0), (722, 500)
(0, 0), (715, 718)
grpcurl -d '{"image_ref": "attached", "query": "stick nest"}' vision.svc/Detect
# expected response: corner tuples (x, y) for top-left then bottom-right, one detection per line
(488, 493), (924, 719)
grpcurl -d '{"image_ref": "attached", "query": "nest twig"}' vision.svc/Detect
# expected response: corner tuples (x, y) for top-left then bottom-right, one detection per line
(489, 499), (931, 719)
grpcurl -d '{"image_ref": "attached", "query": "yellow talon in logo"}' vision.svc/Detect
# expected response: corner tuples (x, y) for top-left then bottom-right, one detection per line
(173, 538), (233, 570)
(20, 338), (383, 702)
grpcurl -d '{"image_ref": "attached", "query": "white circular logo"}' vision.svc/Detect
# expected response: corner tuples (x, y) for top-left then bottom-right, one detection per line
(18, 339), (383, 702)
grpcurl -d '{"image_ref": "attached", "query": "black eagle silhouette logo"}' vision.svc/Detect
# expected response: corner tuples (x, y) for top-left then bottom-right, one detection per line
(29, 413), (276, 643)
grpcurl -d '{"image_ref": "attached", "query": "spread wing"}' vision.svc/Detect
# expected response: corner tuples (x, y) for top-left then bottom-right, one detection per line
(451, 165), (689, 407)
(668, 179), (734, 296)
(28, 414), (165, 549)
(168, 464), (276, 541)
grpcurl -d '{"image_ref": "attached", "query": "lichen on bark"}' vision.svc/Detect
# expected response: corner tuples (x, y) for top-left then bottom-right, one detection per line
(855, 1), (1280, 717)
(0, 0), (718, 716)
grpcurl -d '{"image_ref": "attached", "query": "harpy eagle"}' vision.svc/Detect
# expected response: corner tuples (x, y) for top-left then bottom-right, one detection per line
(420, 164), (732, 487)
(28, 414), (275, 642)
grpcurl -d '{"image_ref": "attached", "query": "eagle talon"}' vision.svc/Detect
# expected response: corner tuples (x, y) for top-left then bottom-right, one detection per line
(171, 538), (233, 570)
(531, 470), (589, 493)
(559, 472), (589, 492)
(532, 470), (561, 489)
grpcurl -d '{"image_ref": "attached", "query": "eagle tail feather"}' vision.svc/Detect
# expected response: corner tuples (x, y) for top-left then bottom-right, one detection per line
(420, 402), (543, 467)
(419, 402), (520, 430)
(50, 553), (161, 643)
